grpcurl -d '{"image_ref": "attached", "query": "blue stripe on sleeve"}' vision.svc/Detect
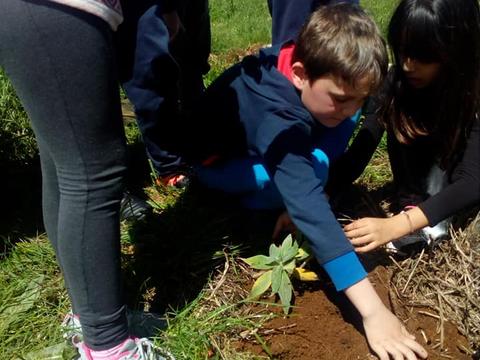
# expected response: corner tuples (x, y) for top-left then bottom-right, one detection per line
(322, 251), (367, 291)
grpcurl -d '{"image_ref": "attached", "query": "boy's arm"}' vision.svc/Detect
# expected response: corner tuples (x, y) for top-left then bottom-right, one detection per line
(261, 118), (366, 290)
(345, 278), (428, 360)
(262, 116), (427, 358)
(263, 123), (363, 289)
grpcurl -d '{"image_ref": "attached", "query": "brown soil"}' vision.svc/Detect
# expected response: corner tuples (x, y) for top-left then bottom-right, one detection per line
(236, 257), (471, 360)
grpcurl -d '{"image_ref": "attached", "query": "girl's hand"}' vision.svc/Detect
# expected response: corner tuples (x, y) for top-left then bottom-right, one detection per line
(343, 217), (396, 252)
(272, 211), (296, 239)
(363, 305), (428, 360)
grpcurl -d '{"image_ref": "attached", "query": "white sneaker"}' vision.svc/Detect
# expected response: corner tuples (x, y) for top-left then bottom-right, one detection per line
(61, 312), (81, 340)
(62, 310), (168, 341)
(386, 219), (450, 254)
(421, 220), (450, 243)
(73, 337), (175, 360)
(386, 231), (429, 253)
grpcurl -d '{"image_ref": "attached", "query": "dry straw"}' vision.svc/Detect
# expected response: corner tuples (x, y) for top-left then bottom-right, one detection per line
(391, 213), (480, 353)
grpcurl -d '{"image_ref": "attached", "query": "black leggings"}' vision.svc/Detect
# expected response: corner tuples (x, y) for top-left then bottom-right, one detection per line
(0, 0), (128, 350)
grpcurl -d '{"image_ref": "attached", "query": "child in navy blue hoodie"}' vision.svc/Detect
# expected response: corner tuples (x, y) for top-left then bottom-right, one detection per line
(186, 4), (428, 359)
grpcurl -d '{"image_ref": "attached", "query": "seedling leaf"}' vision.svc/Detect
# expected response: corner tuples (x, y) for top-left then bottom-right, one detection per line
(283, 259), (296, 275)
(281, 234), (293, 250)
(241, 255), (275, 269)
(249, 270), (272, 300)
(295, 247), (310, 261)
(271, 265), (283, 294)
(268, 243), (280, 260)
(278, 273), (293, 314)
(280, 239), (299, 263)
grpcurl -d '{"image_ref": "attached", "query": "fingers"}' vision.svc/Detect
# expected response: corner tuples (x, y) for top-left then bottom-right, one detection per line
(402, 338), (428, 359)
(354, 242), (380, 253)
(345, 229), (380, 253)
(344, 227), (366, 239)
(393, 342), (418, 360)
(344, 220), (373, 241)
(401, 325), (417, 340)
(350, 235), (384, 252)
(343, 220), (362, 232)
(344, 224), (372, 241)
(349, 234), (372, 246)
(372, 339), (427, 360)
(370, 344), (389, 360)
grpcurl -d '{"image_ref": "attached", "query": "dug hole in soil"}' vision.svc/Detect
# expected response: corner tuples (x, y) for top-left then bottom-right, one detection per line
(236, 256), (470, 360)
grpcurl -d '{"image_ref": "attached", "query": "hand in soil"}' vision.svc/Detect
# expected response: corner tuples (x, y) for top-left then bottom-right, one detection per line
(363, 305), (428, 360)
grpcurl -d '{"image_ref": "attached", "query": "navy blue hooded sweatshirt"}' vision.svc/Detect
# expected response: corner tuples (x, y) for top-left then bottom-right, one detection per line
(189, 45), (366, 290)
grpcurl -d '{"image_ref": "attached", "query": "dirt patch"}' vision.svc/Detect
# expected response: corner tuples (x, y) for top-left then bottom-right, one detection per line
(236, 262), (470, 359)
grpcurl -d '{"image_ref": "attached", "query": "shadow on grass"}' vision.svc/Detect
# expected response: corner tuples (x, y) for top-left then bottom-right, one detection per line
(0, 157), (44, 257)
(120, 182), (283, 314)
(118, 178), (407, 328)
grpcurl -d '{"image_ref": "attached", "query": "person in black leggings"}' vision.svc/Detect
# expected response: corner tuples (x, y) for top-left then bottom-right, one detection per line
(0, 1), (172, 359)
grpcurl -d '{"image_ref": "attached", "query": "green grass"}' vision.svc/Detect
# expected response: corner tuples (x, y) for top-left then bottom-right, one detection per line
(209, 0), (270, 54)
(362, 0), (398, 37)
(0, 70), (37, 165)
(0, 236), (72, 359)
(159, 295), (270, 359)
(205, 0), (271, 85)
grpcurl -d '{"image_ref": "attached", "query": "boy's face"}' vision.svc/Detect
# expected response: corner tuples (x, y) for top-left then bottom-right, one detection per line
(292, 63), (370, 127)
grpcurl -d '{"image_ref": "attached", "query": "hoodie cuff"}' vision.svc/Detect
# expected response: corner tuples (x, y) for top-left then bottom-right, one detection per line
(323, 251), (367, 291)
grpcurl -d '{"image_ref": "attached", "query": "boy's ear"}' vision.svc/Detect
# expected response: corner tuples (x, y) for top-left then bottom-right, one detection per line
(291, 62), (308, 90)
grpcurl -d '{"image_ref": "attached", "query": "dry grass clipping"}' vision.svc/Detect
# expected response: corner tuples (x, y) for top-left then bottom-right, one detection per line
(391, 213), (480, 353)
(187, 249), (274, 359)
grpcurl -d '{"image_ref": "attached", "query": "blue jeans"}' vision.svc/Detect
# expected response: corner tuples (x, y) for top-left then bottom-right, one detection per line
(118, 0), (211, 176)
(268, 0), (360, 44)
(0, 0), (128, 350)
(197, 111), (360, 209)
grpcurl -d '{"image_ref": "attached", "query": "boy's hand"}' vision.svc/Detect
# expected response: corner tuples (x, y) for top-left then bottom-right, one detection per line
(343, 217), (396, 252)
(162, 11), (184, 41)
(363, 305), (428, 360)
(272, 211), (296, 239)
(345, 278), (428, 360)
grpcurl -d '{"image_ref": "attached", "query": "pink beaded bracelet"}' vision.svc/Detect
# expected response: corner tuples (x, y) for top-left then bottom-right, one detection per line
(403, 211), (414, 234)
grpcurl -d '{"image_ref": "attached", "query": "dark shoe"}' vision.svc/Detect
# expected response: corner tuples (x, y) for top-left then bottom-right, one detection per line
(120, 192), (150, 221)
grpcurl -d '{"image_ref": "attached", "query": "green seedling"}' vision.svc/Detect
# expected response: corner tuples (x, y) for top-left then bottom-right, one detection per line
(242, 233), (318, 314)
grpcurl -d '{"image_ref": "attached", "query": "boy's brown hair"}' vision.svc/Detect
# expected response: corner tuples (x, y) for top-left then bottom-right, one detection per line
(293, 3), (388, 93)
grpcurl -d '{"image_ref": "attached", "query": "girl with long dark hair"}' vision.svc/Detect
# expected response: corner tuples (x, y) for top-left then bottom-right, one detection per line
(340, 0), (480, 252)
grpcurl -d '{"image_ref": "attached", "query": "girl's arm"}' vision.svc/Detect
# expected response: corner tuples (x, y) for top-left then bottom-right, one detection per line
(344, 118), (480, 252)
(417, 117), (480, 225)
(343, 207), (429, 253)
(345, 278), (428, 360)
